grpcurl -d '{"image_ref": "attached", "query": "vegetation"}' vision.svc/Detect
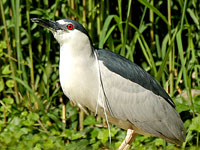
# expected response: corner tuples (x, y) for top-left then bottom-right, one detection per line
(0, 0), (200, 149)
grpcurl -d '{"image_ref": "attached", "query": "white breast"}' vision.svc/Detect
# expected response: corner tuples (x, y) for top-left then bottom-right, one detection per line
(59, 44), (99, 111)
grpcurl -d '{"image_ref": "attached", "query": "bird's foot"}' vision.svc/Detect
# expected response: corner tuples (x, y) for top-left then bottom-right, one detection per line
(118, 129), (138, 150)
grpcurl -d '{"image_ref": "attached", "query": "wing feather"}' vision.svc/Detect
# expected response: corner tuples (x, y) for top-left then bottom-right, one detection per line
(97, 49), (185, 144)
(97, 49), (175, 108)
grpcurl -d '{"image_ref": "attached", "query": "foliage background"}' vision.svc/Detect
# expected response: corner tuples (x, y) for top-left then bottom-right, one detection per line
(0, 0), (200, 149)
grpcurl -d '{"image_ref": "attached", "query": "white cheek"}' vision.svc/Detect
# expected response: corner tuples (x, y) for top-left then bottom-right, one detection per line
(52, 29), (87, 47)
(53, 30), (62, 39)
(53, 30), (69, 44)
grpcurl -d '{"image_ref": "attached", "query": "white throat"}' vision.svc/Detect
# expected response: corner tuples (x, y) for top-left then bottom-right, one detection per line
(58, 30), (98, 109)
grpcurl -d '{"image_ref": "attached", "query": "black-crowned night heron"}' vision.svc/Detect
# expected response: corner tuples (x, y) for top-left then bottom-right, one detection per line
(31, 18), (185, 149)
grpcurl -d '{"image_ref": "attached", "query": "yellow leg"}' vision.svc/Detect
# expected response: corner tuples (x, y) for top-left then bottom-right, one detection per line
(118, 129), (138, 150)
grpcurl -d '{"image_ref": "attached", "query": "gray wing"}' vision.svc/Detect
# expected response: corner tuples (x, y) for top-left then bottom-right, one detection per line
(97, 49), (185, 145)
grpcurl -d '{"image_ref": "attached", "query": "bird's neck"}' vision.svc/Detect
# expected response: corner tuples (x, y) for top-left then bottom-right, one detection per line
(59, 39), (98, 109)
(59, 40), (96, 70)
(60, 40), (94, 59)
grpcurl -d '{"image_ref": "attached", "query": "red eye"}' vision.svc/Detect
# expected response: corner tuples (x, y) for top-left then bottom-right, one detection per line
(67, 24), (74, 30)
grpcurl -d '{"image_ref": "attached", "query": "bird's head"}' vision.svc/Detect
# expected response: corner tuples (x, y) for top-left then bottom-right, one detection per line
(31, 18), (92, 47)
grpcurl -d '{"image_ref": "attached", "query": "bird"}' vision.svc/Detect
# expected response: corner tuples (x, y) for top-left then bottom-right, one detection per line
(31, 18), (185, 149)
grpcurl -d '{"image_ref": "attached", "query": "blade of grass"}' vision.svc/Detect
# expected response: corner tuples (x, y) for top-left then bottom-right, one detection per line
(180, 0), (188, 30)
(150, 0), (154, 47)
(0, 0), (19, 104)
(11, 0), (28, 84)
(120, 0), (132, 56)
(168, 0), (174, 96)
(141, 34), (157, 75)
(104, 24), (117, 46)
(128, 22), (157, 75)
(137, 37), (152, 67)
(176, 30), (194, 117)
(96, 2), (101, 37)
(156, 26), (178, 81)
(52, 0), (59, 20)
(99, 15), (115, 48)
(138, 0), (168, 25)
(127, 6), (148, 62)
(26, 0), (35, 90)
(117, 0), (123, 45)
(155, 17), (161, 58)
(178, 0), (195, 119)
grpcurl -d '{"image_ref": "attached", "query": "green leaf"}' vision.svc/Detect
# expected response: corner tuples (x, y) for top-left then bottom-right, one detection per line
(0, 78), (4, 92)
(6, 79), (14, 88)
(33, 144), (42, 150)
(30, 9), (44, 15)
(21, 111), (28, 117)
(174, 97), (190, 113)
(47, 113), (62, 128)
(2, 65), (12, 74)
(189, 115), (200, 132)
(2, 75), (44, 110)
(43, 138), (54, 148)
(71, 132), (83, 140)
(23, 119), (34, 126)
(116, 130), (126, 141)
(71, 121), (78, 130)
(115, 141), (122, 149)
(20, 127), (29, 135)
(28, 113), (39, 121)
(97, 129), (109, 144)
(92, 141), (101, 150)
(187, 8), (199, 26)
(64, 129), (83, 140)
(194, 101), (200, 113)
(10, 117), (22, 126)
(76, 139), (89, 148)
(110, 127), (119, 137)
(91, 128), (100, 139)
(64, 129), (72, 139)
(1, 131), (12, 144)
(3, 97), (14, 104)
(0, 41), (7, 49)
(155, 138), (164, 146)
(83, 115), (98, 125)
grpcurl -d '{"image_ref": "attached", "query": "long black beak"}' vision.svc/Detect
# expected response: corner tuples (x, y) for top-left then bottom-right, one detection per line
(31, 18), (61, 32)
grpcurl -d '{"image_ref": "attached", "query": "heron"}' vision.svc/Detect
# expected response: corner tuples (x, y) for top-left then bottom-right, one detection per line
(31, 18), (185, 149)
